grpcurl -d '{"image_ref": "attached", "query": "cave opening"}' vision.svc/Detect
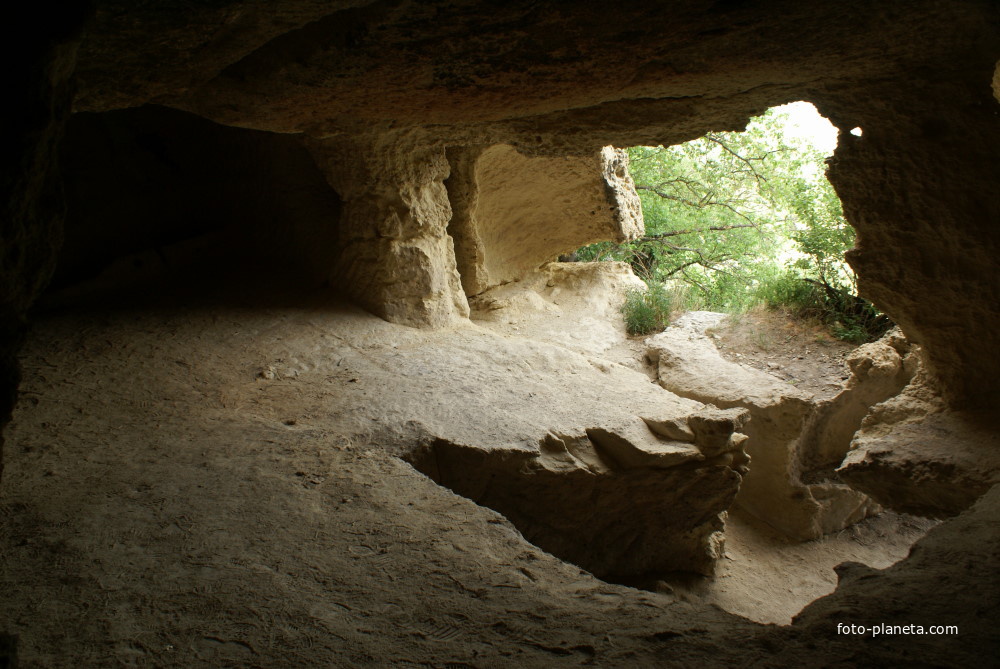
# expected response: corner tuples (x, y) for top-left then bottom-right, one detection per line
(3, 1), (999, 664)
(577, 101), (889, 347)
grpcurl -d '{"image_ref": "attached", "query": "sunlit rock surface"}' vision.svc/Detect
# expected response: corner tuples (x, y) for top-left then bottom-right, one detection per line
(648, 318), (918, 539)
(446, 145), (642, 296)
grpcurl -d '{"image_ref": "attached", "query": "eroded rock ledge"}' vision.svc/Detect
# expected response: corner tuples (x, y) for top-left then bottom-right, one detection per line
(446, 145), (642, 297)
(406, 407), (748, 579)
(648, 316), (917, 540)
(838, 370), (1000, 518)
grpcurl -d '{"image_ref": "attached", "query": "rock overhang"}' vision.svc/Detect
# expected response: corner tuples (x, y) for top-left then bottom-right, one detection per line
(60, 0), (1000, 409)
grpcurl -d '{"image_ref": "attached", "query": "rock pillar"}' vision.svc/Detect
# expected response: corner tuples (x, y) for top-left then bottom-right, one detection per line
(307, 137), (470, 327)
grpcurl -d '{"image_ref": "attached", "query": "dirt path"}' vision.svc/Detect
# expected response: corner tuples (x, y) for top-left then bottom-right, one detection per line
(708, 308), (857, 400)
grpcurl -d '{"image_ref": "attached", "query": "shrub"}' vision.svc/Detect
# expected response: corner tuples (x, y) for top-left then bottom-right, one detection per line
(755, 270), (893, 343)
(621, 283), (673, 335)
(755, 271), (820, 311)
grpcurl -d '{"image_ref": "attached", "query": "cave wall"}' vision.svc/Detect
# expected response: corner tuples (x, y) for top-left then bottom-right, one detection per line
(446, 145), (642, 296)
(56, 0), (1000, 409)
(817, 77), (1000, 408)
(0, 3), (89, 491)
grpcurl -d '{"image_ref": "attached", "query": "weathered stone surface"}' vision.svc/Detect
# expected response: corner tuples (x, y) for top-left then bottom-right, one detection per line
(647, 317), (920, 540)
(648, 322), (833, 539)
(306, 137), (470, 327)
(446, 145), (641, 296)
(4, 0), (980, 410)
(821, 77), (1000, 409)
(407, 406), (750, 579)
(798, 330), (918, 476)
(469, 261), (645, 361)
(838, 369), (1000, 518)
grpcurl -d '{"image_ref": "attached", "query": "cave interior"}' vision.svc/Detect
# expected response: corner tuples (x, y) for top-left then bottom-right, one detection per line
(1, 1), (998, 666)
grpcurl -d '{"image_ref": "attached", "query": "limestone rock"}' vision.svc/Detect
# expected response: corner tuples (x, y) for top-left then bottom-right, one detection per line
(798, 329), (918, 475)
(406, 406), (750, 579)
(446, 145), (642, 296)
(647, 318), (920, 540)
(837, 369), (1000, 517)
(306, 137), (470, 328)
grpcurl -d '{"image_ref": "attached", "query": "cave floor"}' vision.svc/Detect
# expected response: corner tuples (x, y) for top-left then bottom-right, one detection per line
(0, 274), (987, 667)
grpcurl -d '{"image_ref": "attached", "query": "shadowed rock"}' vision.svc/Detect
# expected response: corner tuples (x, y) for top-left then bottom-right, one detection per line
(406, 406), (749, 578)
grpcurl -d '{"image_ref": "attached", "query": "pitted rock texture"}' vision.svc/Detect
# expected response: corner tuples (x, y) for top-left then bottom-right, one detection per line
(306, 137), (470, 327)
(838, 369), (1000, 518)
(446, 145), (642, 296)
(647, 318), (916, 540)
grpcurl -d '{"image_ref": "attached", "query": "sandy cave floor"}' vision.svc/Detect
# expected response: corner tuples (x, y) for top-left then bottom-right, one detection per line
(0, 271), (936, 666)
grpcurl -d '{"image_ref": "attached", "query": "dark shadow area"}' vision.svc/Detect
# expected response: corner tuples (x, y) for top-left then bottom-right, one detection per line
(42, 105), (344, 313)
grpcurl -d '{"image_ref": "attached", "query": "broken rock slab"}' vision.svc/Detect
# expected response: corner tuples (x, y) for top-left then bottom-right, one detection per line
(406, 407), (749, 579)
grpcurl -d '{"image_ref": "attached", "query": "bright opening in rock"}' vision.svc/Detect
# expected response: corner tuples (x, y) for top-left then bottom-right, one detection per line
(577, 102), (881, 336)
(411, 101), (936, 623)
(850, 127), (864, 137)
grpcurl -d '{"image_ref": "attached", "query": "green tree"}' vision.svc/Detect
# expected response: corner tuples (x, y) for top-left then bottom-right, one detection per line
(578, 104), (891, 340)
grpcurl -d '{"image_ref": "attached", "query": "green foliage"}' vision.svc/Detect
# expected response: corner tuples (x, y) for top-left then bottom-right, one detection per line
(755, 270), (891, 343)
(575, 102), (893, 343)
(620, 282), (673, 335)
(755, 270), (821, 311)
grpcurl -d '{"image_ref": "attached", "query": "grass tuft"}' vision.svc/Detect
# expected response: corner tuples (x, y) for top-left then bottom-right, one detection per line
(621, 283), (673, 335)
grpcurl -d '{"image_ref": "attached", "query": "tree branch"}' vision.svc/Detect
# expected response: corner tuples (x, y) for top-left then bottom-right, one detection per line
(635, 184), (761, 225)
(703, 133), (772, 187)
(641, 223), (756, 240)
